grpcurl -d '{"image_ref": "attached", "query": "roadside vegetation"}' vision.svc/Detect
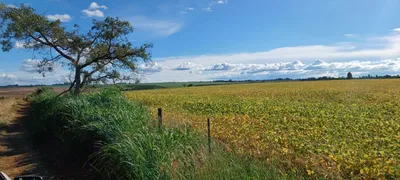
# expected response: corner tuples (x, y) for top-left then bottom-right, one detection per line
(127, 79), (400, 179)
(27, 87), (292, 179)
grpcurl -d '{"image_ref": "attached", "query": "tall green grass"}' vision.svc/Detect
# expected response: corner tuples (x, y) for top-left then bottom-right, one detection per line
(28, 87), (292, 179)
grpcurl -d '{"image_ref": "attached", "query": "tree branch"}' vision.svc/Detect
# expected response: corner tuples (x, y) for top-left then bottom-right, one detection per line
(57, 79), (75, 97)
(36, 31), (76, 64)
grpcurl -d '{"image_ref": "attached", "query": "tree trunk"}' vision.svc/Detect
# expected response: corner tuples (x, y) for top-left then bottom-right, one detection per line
(73, 67), (81, 96)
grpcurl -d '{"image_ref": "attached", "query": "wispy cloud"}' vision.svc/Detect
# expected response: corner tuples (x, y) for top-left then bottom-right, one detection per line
(0, 65), (70, 86)
(174, 62), (203, 71)
(6, 4), (18, 8)
(6, 26), (400, 84)
(88, 2), (107, 10)
(197, 59), (400, 80)
(129, 28), (400, 82)
(344, 34), (357, 38)
(82, 2), (107, 17)
(129, 16), (183, 37)
(156, 29), (400, 67)
(180, 7), (194, 14)
(202, 0), (228, 12)
(46, 14), (72, 22)
(0, 74), (17, 85)
(215, 0), (228, 4)
(21, 59), (62, 74)
(202, 7), (212, 12)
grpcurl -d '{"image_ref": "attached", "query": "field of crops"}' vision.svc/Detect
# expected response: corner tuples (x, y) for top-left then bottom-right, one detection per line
(126, 79), (400, 179)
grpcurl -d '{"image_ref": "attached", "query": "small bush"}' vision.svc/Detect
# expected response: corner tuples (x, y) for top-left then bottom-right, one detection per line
(25, 86), (54, 101)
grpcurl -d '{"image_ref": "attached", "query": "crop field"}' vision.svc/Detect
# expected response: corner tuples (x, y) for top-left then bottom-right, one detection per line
(126, 79), (400, 179)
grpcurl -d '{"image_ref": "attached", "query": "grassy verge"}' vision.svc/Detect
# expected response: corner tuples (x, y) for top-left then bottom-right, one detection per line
(27, 87), (293, 179)
(0, 97), (18, 128)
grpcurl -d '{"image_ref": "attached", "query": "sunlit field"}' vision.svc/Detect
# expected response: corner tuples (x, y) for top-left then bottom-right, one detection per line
(126, 79), (400, 179)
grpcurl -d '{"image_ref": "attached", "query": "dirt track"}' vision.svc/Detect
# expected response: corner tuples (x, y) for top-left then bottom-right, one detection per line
(0, 98), (94, 179)
(0, 99), (51, 178)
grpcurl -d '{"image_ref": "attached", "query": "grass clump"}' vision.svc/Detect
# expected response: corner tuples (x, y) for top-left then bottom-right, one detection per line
(27, 88), (202, 179)
(28, 87), (288, 179)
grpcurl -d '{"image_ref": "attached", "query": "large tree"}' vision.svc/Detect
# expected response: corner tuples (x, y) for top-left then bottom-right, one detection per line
(0, 4), (152, 95)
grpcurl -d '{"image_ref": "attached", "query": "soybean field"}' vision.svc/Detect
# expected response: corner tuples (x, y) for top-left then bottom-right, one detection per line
(126, 79), (400, 179)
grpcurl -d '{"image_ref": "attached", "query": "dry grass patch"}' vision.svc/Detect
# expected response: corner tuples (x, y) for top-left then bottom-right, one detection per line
(0, 98), (19, 129)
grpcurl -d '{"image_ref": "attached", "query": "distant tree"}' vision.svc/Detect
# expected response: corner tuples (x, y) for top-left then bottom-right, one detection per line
(347, 72), (353, 79)
(134, 78), (141, 84)
(0, 4), (152, 95)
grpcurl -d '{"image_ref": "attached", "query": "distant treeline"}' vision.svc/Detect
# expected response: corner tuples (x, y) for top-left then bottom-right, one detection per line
(2, 74), (400, 88)
(0, 82), (69, 88)
(213, 74), (400, 83)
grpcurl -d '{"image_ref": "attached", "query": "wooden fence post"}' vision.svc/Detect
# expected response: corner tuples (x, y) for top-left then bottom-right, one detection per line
(158, 108), (162, 130)
(207, 118), (211, 154)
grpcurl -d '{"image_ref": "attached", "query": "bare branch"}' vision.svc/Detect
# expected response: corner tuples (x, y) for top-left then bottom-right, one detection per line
(57, 79), (75, 97)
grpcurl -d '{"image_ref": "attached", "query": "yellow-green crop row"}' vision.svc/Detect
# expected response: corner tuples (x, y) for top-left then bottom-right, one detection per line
(126, 79), (400, 179)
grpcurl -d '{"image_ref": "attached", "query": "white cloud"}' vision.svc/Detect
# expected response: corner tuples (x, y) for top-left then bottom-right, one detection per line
(88, 2), (107, 10)
(200, 0), (228, 12)
(136, 62), (163, 74)
(6, 27), (400, 84)
(21, 59), (62, 74)
(129, 16), (183, 36)
(0, 74), (17, 85)
(46, 14), (72, 22)
(344, 34), (356, 38)
(174, 62), (203, 70)
(203, 7), (212, 12)
(150, 59), (400, 81)
(216, 0), (228, 4)
(0, 60), (71, 85)
(393, 28), (400, 33)
(131, 28), (400, 82)
(82, 2), (107, 17)
(82, 9), (104, 18)
(180, 7), (194, 14)
(6, 4), (18, 8)
(15, 39), (46, 49)
(15, 41), (26, 48)
(155, 30), (400, 67)
(204, 63), (237, 71)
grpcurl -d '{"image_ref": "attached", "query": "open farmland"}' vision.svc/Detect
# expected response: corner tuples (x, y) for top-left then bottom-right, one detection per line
(0, 87), (66, 98)
(126, 79), (400, 179)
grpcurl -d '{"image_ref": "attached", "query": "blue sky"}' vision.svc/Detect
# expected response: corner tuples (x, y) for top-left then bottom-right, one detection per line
(2, 0), (400, 85)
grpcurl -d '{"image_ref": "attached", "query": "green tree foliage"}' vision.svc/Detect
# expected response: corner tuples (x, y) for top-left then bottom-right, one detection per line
(347, 72), (353, 79)
(0, 3), (152, 95)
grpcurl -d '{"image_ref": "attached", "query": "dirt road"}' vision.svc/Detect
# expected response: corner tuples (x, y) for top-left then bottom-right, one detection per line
(0, 98), (51, 178)
(0, 98), (93, 179)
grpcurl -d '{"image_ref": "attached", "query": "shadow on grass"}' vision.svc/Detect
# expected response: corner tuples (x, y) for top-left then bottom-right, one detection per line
(0, 102), (96, 180)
